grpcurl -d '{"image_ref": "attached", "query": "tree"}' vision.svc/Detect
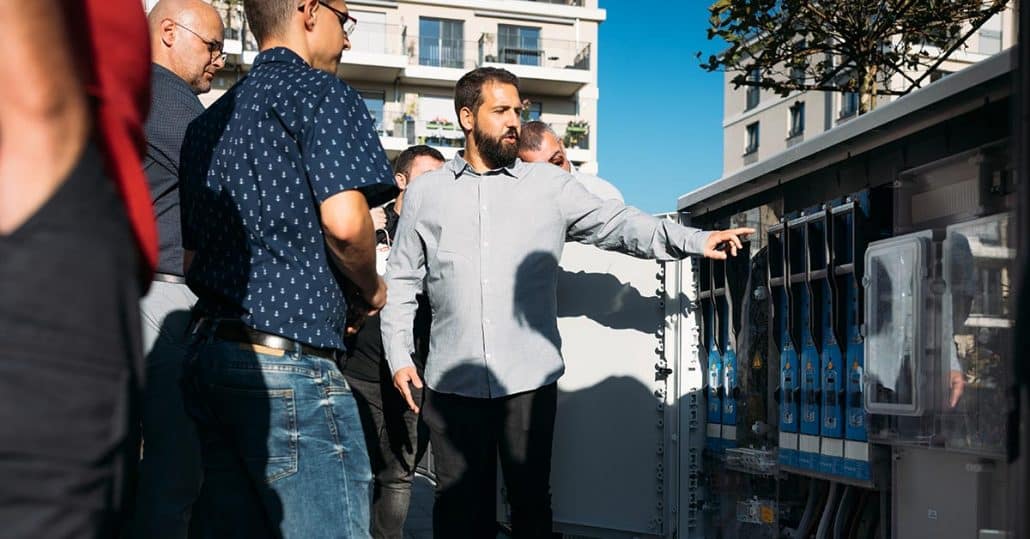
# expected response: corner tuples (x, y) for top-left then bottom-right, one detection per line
(700, 0), (1010, 113)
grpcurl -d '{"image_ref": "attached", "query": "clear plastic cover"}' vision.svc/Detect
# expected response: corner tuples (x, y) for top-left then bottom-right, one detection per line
(940, 213), (1014, 454)
(864, 235), (928, 416)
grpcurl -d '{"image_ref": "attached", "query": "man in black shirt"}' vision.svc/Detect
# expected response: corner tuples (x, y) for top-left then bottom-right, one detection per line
(131, 1), (225, 537)
(342, 145), (443, 539)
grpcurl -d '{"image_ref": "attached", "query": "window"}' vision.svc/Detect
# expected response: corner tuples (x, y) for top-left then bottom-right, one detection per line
(359, 90), (385, 135)
(498, 25), (542, 66)
(840, 91), (859, 118)
(745, 122), (760, 155)
(789, 102), (805, 138)
(979, 13), (1003, 55)
(419, 17), (464, 68)
(521, 100), (542, 122)
(790, 65), (806, 87)
(789, 40), (807, 86)
(745, 69), (761, 110)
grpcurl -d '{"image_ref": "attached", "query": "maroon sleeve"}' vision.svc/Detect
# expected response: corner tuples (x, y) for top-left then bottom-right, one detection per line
(63, 0), (158, 274)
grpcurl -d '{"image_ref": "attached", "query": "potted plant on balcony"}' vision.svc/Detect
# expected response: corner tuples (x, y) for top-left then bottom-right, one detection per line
(390, 99), (418, 143)
(563, 119), (589, 149)
(427, 116), (456, 130)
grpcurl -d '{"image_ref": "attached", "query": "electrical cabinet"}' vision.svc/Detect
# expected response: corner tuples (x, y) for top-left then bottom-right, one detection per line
(534, 50), (1020, 539)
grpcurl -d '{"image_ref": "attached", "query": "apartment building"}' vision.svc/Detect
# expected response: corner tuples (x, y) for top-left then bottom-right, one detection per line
(721, 7), (1016, 175)
(186, 0), (606, 173)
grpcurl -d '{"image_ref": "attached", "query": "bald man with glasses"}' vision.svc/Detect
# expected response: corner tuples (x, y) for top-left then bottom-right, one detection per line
(130, 1), (225, 537)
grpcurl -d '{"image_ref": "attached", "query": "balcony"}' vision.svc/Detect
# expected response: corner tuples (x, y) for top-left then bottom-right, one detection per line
(399, 34), (592, 95)
(547, 120), (591, 162)
(218, 23), (593, 98)
(219, 21), (408, 82)
(370, 108), (593, 162)
(337, 23), (408, 83)
(375, 110), (465, 159)
(478, 34), (592, 96)
(401, 36), (479, 87)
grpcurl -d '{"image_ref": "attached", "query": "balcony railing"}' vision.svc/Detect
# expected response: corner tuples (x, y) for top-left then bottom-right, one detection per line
(347, 23), (406, 56)
(525, 0), (586, 5)
(404, 35), (591, 72)
(223, 20), (405, 60)
(374, 110), (589, 154)
(222, 20), (593, 76)
(378, 110), (466, 148)
(479, 34), (591, 70)
(407, 36), (476, 69)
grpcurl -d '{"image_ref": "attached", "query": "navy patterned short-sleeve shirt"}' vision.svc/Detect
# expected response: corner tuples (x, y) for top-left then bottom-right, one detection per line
(180, 47), (396, 351)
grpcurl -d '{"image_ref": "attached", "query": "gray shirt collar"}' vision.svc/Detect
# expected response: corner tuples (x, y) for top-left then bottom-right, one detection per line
(446, 151), (526, 179)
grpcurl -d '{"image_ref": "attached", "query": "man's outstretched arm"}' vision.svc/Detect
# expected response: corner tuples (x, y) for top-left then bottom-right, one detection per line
(559, 176), (753, 260)
(0, 1), (91, 233)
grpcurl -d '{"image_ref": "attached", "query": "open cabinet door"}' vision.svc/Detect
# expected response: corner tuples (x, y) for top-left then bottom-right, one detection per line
(496, 229), (689, 538)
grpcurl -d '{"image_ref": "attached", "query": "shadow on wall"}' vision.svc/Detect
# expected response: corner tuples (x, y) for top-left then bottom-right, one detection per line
(515, 250), (662, 336)
(507, 248), (688, 533)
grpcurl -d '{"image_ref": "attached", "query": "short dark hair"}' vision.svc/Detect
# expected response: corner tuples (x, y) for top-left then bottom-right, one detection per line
(393, 145), (445, 177)
(519, 121), (560, 152)
(243, 0), (294, 43)
(454, 67), (520, 121)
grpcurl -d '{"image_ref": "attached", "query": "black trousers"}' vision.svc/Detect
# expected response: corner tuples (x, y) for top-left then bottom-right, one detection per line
(0, 143), (143, 538)
(421, 383), (557, 539)
(345, 375), (429, 539)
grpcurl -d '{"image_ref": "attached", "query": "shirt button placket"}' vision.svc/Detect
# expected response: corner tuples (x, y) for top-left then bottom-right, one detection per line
(478, 177), (494, 396)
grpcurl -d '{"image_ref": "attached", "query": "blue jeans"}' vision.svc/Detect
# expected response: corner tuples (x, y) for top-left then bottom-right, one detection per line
(183, 338), (372, 539)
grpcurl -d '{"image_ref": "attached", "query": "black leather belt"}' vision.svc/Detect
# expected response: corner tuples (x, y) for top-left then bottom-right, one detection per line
(199, 319), (340, 361)
(153, 272), (187, 284)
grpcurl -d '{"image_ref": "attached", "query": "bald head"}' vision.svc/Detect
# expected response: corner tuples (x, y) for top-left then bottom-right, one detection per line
(518, 120), (570, 172)
(149, 0), (225, 94)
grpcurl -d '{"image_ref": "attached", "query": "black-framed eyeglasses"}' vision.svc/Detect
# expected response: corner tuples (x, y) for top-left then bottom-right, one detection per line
(173, 21), (227, 62)
(317, 1), (357, 35)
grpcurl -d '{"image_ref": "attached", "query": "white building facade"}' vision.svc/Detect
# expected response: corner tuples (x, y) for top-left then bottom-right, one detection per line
(182, 0), (606, 173)
(721, 7), (1017, 175)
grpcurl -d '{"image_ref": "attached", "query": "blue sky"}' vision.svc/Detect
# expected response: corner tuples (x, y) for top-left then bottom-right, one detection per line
(597, 1), (726, 213)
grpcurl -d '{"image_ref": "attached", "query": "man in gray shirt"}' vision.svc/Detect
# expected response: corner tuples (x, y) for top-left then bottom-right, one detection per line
(380, 67), (751, 537)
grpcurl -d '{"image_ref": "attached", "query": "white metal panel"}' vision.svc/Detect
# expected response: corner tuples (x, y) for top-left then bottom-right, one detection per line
(671, 255), (706, 539)
(543, 242), (669, 537)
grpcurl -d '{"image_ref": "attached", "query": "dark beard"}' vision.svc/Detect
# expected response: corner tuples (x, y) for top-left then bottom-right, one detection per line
(473, 125), (519, 170)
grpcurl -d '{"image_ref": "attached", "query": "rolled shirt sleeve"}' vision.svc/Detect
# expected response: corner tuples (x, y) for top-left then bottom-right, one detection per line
(558, 175), (710, 259)
(303, 81), (397, 207)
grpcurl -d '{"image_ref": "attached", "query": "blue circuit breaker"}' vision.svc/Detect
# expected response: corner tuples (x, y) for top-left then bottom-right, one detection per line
(788, 215), (821, 472)
(719, 241), (750, 449)
(769, 222), (798, 468)
(833, 194), (872, 481)
(808, 208), (845, 477)
(718, 292), (737, 447)
(699, 258), (722, 451)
